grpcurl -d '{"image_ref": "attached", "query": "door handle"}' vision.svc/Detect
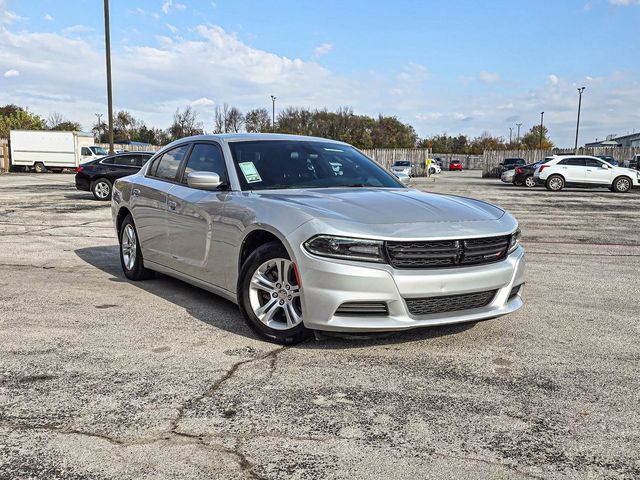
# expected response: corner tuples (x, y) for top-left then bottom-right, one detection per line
(167, 200), (177, 211)
(132, 188), (140, 197)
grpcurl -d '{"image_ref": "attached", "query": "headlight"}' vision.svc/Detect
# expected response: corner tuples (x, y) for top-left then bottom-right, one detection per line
(303, 235), (386, 263)
(508, 228), (521, 254)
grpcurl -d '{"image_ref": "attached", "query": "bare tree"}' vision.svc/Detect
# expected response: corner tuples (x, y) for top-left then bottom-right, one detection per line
(213, 104), (228, 133)
(46, 112), (65, 129)
(245, 108), (271, 133)
(169, 106), (203, 141)
(226, 106), (244, 133)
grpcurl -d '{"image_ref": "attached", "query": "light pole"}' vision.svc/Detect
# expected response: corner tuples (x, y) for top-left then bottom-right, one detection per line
(270, 95), (276, 132)
(509, 127), (513, 146)
(103, 0), (114, 154)
(516, 123), (522, 144)
(539, 112), (544, 149)
(95, 113), (103, 141)
(574, 87), (586, 152)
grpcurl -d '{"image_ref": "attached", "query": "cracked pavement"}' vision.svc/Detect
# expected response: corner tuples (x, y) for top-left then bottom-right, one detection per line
(0, 172), (639, 479)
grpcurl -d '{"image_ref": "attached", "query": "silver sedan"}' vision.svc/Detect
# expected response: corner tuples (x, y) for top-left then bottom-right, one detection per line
(112, 134), (524, 344)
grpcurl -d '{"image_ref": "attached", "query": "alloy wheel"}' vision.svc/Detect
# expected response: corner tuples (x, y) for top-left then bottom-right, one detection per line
(248, 258), (303, 330)
(121, 224), (137, 271)
(94, 181), (111, 199)
(525, 176), (536, 187)
(615, 178), (630, 192)
(548, 177), (563, 191)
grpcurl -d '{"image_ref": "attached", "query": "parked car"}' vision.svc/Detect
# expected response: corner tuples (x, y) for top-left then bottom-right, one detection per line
(500, 169), (516, 184)
(391, 160), (413, 177)
(500, 158), (526, 173)
(433, 157), (444, 168)
(596, 155), (618, 166)
(76, 151), (154, 200)
(533, 155), (640, 192)
(111, 134), (524, 344)
(512, 160), (549, 188)
(428, 162), (442, 174)
(624, 154), (640, 170)
(449, 159), (463, 171)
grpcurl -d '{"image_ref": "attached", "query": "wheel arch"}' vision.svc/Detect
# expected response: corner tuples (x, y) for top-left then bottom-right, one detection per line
(115, 206), (132, 236)
(612, 175), (633, 191)
(238, 226), (295, 274)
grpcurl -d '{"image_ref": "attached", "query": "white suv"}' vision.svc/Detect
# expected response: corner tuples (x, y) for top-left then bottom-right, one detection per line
(533, 155), (640, 193)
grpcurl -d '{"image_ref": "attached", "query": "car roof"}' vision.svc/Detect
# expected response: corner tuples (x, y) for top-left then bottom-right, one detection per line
(163, 133), (349, 149)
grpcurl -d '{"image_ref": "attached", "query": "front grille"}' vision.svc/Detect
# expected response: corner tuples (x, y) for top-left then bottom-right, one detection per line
(335, 302), (389, 316)
(405, 290), (497, 316)
(385, 235), (511, 269)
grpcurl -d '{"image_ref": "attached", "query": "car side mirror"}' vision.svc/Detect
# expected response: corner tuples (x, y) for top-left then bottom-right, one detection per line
(187, 171), (222, 190)
(601, 164), (610, 169)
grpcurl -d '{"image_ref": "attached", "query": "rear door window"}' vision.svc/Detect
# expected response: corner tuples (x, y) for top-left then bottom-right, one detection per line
(558, 158), (586, 166)
(151, 145), (190, 181)
(112, 155), (138, 167)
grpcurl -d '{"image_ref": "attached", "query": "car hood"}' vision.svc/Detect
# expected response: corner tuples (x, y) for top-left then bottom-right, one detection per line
(246, 188), (513, 239)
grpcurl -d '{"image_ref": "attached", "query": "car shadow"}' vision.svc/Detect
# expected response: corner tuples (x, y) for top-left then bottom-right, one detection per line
(75, 245), (477, 349)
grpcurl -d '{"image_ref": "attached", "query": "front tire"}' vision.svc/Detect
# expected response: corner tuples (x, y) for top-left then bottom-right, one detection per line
(92, 178), (112, 200)
(545, 175), (564, 191)
(33, 162), (47, 173)
(612, 176), (632, 193)
(119, 214), (154, 281)
(238, 241), (311, 344)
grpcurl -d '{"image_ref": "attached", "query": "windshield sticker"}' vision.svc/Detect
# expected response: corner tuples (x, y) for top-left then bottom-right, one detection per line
(239, 161), (262, 183)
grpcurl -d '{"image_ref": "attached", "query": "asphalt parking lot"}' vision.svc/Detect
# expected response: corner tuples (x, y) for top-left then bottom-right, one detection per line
(1, 171), (639, 479)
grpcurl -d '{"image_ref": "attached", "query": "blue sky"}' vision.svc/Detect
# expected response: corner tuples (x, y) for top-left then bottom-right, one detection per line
(1, 0), (639, 145)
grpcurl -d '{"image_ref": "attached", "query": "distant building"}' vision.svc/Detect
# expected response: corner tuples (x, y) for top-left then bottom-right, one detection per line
(585, 132), (640, 148)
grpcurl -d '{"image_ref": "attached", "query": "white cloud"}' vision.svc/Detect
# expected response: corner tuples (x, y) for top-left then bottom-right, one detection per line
(166, 23), (178, 34)
(44, 13), (54, 21)
(191, 97), (215, 106)
(0, 0), (23, 24)
(478, 71), (501, 84)
(3, 69), (19, 78)
(312, 43), (333, 59)
(175, 3), (187, 10)
(63, 24), (93, 34)
(162, 0), (172, 14)
(548, 74), (559, 85)
(609, 0), (640, 5)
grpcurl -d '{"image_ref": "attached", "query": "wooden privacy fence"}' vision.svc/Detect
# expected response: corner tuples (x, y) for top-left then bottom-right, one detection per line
(97, 143), (162, 152)
(1, 139), (8, 172)
(482, 147), (640, 177)
(361, 148), (433, 175)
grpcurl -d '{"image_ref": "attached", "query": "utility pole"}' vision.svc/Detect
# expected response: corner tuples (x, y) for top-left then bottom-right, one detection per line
(574, 87), (586, 152)
(270, 95), (277, 132)
(509, 127), (513, 146)
(103, 0), (114, 154)
(539, 112), (544, 149)
(95, 113), (103, 142)
(516, 123), (522, 144)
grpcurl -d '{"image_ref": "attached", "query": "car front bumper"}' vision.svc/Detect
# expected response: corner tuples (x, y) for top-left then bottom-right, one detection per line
(295, 246), (525, 332)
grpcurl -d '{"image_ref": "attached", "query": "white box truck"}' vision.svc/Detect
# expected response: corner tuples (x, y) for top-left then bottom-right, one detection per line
(9, 130), (107, 173)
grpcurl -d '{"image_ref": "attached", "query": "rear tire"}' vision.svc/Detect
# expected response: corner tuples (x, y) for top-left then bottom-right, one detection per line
(612, 176), (632, 193)
(545, 175), (564, 191)
(524, 176), (536, 188)
(238, 241), (311, 344)
(119, 214), (154, 281)
(92, 178), (112, 200)
(33, 162), (47, 173)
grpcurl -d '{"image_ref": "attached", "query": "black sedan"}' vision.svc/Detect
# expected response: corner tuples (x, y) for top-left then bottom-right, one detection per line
(75, 152), (154, 200)
(513, 160), (547, 187)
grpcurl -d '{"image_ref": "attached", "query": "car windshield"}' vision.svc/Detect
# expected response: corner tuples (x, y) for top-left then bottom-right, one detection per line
(91, 146), (109, 155)
(229, 140), (403, 190)
(393, 161), (411, 167)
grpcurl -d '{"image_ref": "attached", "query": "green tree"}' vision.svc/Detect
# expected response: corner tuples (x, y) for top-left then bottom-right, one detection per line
(371, 114), (418, 148)
(0, 105), (47, 138)
(521, 125), (553, 149)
